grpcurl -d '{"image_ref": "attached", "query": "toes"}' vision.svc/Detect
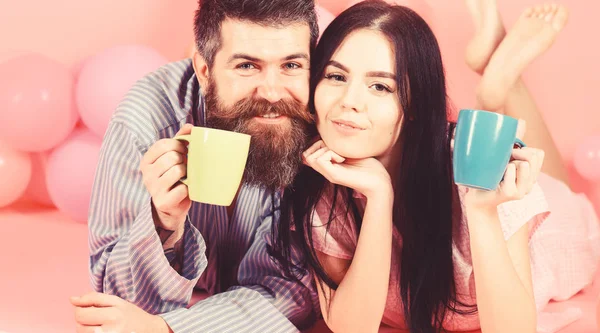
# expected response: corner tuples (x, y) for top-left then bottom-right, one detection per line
(524, 7), (534, 18)
(543, 4), (551, 13)
(536, 4), (551, 19)
(537, 10), (546, 20)
(525, 3), (569, 29)
(542, 3), (550, 16)
(531, 5), (544, 19)
(541, 3), (556, 22)
(552, 5), (569, 30)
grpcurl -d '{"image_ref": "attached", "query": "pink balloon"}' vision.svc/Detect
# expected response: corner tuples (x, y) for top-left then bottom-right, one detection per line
(0, 54), (79, 152)
(46, 129), (103, 222)
(76, 45), (169, 138)
(316, 5), (336, 37)
(574, 135), (600, 181)
(0, 50), (29, 64)
(21, 152), (54, 207)
(73, 58), (88, 79)
(590, 184), (600, 221)
(0, 142), (32, 208)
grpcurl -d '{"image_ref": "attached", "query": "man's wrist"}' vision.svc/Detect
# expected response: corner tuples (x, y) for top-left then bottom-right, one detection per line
(151, 202), (186, 248)
(157, 224), (185, 249)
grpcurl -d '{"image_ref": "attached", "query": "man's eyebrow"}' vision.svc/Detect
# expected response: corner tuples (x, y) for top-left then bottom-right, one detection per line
(227, 53), (310, 64)
(282, 53), (309, 62)
(228, 53), (262, 64)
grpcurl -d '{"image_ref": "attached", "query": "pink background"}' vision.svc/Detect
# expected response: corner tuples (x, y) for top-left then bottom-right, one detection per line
(0, 0), (598, 332)
(1, 0), (598, 204)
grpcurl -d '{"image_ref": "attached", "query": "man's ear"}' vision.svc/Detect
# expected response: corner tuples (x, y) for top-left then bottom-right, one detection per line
(192, 51), (210, 87)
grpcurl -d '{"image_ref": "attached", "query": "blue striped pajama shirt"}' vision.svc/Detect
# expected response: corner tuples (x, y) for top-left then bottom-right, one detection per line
(87, 59), (318, 333)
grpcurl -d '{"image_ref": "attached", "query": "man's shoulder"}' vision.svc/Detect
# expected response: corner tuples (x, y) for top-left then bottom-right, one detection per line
(110, 59), (199, 146)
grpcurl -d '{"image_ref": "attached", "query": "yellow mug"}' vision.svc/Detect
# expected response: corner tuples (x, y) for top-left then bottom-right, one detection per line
(175, 126), (250, 206)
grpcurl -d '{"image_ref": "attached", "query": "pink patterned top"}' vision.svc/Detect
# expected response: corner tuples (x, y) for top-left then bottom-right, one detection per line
(311, 181), (551, 331)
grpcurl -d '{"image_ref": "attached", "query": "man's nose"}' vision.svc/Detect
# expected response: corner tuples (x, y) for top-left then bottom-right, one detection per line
(256, 69), (286, 103)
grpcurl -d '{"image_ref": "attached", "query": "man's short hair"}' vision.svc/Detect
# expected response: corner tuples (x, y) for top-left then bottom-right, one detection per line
(194, 0), (319, 67)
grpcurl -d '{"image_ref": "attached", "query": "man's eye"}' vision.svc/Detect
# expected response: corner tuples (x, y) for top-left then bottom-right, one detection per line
(237, 63), (257, 70)
(284, 63), (301, 70)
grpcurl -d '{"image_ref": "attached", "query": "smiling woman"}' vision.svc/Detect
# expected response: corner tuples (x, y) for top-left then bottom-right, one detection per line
(315, 30), (402, 160)
(271, 2), (600, 333)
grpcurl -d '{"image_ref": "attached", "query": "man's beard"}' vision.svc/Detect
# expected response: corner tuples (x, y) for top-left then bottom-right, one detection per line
(204, 79), (313, 189)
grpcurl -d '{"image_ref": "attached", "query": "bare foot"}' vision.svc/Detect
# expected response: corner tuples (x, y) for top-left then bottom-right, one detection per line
(477, 4), (569, 111)
(465, 0), (506, 74)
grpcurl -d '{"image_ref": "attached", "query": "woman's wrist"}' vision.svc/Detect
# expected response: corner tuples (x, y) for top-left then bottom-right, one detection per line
(365, 184), (394, 208)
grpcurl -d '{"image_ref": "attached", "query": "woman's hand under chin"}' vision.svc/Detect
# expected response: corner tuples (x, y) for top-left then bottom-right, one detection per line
(462, 147), (545, 214)
(303, 140), (393, 200)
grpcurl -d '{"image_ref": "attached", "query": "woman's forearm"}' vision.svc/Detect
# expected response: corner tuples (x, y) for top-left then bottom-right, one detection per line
(467, 208), (537, 333)
(326, 192), (394, 333)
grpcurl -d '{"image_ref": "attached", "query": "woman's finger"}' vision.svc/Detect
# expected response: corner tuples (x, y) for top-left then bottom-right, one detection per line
(500, 162), (518, 198)
(511, 147), (536, 163)
(303, 140), (326, 159)
(328, 150), (345, 164)
(315, 151), (346, 184)
(514, 160), (531, 197)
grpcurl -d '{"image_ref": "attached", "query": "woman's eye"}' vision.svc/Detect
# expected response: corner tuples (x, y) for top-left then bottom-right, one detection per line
(372, 83), (392, 93)
(325, 74), (345, 82)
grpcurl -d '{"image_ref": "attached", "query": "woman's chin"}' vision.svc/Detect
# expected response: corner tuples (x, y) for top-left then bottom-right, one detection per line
(326, 142), (370, 160)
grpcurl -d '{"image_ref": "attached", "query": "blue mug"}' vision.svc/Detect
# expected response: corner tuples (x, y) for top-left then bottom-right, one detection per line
(453, 109), (525, 191)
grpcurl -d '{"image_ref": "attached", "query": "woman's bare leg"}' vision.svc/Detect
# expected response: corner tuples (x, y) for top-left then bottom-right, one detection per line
(466, 1), (571, 186)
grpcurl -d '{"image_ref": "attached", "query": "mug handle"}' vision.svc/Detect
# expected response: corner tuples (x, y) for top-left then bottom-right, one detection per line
(174, 135), (191, 186)
(514, 138), (526, 148)
(500, 138), (527, 183)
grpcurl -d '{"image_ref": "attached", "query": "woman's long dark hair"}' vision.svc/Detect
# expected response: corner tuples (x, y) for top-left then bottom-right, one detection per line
(269, 1), (476, 332)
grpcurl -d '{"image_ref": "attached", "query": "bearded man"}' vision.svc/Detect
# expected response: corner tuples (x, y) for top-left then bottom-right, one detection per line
(71, 1), (319, 332)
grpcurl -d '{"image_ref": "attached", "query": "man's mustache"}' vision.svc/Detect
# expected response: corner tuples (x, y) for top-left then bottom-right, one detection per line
(217, 97), (314, 124)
